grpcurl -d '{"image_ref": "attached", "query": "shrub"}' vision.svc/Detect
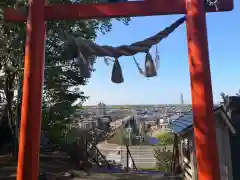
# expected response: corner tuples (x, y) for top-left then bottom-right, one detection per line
(154, 146), (173, 172)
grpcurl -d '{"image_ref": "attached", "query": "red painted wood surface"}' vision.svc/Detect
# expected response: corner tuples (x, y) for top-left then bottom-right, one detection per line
(185, 0), (221, 179)
(4, 0), (233, 22)
(16, 0), (46, 180)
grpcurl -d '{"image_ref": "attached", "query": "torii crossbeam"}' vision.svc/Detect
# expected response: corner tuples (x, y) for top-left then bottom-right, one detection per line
(3, 0), (234, 180)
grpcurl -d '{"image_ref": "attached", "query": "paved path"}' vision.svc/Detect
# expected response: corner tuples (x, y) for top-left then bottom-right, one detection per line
(110, 119), (123, 130)
(100, 145), (171, 169)
(105, 145), (157, 169)
(98, 142), (173, 169)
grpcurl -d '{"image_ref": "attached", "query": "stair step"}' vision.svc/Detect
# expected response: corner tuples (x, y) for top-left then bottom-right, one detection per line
(0, 167), (182, 180)
(40, 154), (69, 160)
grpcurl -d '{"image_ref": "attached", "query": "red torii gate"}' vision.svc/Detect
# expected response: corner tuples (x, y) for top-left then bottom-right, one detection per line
(3, 0), (234, 180)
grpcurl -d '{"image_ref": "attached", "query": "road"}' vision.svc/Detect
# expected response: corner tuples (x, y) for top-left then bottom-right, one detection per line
(110, 118), (123, 130)
(97, 143), (172, 169)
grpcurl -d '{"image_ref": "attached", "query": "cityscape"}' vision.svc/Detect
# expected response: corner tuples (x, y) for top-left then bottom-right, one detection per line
(68, 93), (239, 180)
(72, 93), (191, 169)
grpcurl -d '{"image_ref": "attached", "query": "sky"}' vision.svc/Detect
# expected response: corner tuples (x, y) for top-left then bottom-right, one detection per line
(82, 1), (240, 106)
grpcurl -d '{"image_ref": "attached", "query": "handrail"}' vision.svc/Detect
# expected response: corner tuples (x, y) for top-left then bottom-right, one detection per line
(126, 145), (137, 172)
(86, 150), (100, 166)
(92, 144), (111, 168)
(86, 134), (111, 168)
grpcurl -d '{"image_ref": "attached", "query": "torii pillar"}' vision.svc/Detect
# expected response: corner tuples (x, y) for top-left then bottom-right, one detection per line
(3, 0), (234, 180)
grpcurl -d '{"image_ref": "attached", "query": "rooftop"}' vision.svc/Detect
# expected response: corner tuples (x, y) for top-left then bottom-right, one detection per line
(168, 106), (236, 134)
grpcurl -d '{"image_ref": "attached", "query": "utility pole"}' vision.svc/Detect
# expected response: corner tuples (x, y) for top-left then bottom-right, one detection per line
(127, 121), (132, 146)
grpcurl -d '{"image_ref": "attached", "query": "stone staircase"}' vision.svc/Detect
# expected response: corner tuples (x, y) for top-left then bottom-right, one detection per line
(0, 154), (182, 180)
(121, 146), (157, 169)
(87, 143), (112, 169)
(105, 145), (158, 169)
(0, 149), (182, 180)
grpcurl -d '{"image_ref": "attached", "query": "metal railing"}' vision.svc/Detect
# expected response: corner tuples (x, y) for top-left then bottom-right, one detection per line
(87, 144), (111, 168)
(86, 132), (111, 168)
(126, 145), (137, 172)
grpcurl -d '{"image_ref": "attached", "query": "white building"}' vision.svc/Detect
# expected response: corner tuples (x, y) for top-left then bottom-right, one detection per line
(96, 102), (106, 116)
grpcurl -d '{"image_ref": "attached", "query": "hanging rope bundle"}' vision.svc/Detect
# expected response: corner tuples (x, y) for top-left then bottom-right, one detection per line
(145, 52), (157, 77)
(62, 16), (186, 83)
(111, 58), (124, 84)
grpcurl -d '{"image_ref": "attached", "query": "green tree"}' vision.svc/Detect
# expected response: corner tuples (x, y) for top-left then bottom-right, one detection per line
(0, 0), (130, 154)
(156, 132), (174, 145)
